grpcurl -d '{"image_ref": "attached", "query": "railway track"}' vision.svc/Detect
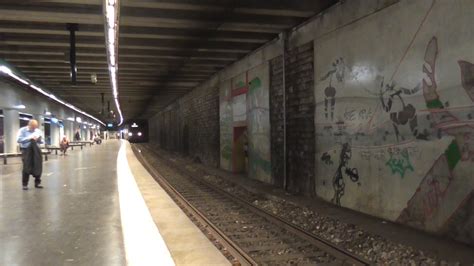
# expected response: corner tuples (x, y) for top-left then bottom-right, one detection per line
(133, 144), (370, 266)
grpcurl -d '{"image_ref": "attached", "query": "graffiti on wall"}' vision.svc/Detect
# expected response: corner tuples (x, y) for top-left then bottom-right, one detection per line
(331, 142), (360, 206)
(314, 0), (474, 245)
(378, 79), (427, 142)
(385, 148), (415, 178)
(320, 58), (346, 121)
(219, 64), (272, 183)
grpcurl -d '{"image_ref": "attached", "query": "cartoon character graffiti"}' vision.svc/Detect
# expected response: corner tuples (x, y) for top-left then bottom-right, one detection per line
(378, 78), (428, 142)
(332, 142), (360, 205)
(321, 57), (345, 120)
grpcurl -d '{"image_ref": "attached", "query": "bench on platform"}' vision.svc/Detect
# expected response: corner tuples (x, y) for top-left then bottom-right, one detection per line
(1, 150), (51, 164)
(69, 143), (84, 150)
(46, 146), (62, 155)
(70, 141), (93, 147)
(1, 153), (22, 165)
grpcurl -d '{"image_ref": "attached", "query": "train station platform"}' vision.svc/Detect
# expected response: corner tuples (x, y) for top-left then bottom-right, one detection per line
(0, 140), (229, 266)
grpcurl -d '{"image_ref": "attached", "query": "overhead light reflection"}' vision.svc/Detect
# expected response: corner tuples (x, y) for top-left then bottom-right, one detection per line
(0, 64), (104, 125)
(104, 0), (124, 126)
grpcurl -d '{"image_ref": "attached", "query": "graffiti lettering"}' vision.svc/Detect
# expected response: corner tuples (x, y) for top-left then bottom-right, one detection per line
(385, 148), (414, 178)
(343, 107), (374, 121)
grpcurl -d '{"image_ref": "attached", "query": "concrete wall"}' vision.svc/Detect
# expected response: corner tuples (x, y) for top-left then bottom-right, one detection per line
(148, 0), (474, 245)
(311, 0), (474, 245)
(0, 79), (99, 151)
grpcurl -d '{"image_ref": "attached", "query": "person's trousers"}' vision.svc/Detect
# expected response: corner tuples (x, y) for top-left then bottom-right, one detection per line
(20, 148), (41, 186)
(22, 172), (41, 187)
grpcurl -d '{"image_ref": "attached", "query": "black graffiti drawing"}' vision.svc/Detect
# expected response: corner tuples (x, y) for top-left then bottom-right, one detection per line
(321, 152), (333, 165)
(332, 143), (360, 206)
(321, 57), (345, 121)
(378, 78), (428, 142)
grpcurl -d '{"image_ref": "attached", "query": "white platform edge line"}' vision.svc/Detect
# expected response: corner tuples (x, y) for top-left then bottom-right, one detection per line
(117, 140), (175, 266)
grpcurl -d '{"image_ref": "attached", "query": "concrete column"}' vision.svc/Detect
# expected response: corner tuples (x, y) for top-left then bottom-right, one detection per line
(50, 123), (60, 147)
(65, 121), (74, 141)
(3, 109), (19, 153)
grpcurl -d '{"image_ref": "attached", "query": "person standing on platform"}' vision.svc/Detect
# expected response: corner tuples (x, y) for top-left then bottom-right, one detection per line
(16, 119), (44, 190)
(74, 128), (81, 141)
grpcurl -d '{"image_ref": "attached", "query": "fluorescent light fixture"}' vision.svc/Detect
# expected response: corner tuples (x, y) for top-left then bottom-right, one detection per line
(67, 117), (75, 121)
(76, 117), (82, 123)
(44, 111), (52, 116)
(104, 0), (124, 126)
(131, 122), (138, 128)
(0, 64), (105, 126)
(83, 125), (87, 129)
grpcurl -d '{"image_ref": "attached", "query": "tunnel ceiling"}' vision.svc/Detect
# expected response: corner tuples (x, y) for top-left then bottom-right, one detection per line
(0, 0), (337, 121)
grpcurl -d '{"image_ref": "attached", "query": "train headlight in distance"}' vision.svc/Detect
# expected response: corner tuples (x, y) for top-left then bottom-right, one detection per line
(128, 132), (133, 136)
(138, 132), (142, 136)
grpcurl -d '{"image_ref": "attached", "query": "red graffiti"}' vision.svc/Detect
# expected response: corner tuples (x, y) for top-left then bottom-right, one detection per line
(422, 178), (450, 218)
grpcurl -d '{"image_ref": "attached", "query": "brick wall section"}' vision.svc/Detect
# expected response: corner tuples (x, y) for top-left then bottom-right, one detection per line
(269, 55), (285, 188)
(151, 85), (220, 167)
(285, 42), (315, 195)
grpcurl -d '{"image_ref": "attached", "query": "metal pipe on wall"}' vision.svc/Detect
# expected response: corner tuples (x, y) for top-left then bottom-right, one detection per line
(281, 32), (288, 191)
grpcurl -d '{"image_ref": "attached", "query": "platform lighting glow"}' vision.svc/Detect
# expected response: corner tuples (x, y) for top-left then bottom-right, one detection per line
(104, 0), (124, 126)
(13, 104), (26, 109)
(0, 65), (105, 126)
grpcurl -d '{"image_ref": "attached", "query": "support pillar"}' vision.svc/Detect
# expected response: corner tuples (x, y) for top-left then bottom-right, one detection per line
(65, 121), (74, 141)
(4, 109), (19, 153)
(50, 122), (60, 147)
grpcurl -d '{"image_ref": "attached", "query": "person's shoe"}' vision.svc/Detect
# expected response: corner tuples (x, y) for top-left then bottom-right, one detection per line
(35, 185), (44, 189)
(22, 186), (28, 190)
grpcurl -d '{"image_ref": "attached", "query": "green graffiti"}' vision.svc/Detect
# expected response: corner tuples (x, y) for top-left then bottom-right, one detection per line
(248, 77), (262, 94)
(445, 140), (461, 171)
(248, 149), (271, 176)
(221, 144), (232, 160)
(385, 149), (414, 178)
(235, 80), (246, 89)
(426, 98), (444, 109)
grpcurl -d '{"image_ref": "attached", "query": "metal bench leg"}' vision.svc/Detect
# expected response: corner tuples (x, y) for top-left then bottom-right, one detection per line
(45, 154), (48, 161)
(3, 156), (6, 165)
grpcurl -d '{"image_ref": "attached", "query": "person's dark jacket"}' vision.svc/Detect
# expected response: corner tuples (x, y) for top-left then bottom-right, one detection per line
(22, 140), (43, 177)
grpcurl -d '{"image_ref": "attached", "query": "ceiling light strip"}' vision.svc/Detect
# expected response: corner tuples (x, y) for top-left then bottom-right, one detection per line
(0, 65), (105, 126)
(104, 0), (124, 126)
